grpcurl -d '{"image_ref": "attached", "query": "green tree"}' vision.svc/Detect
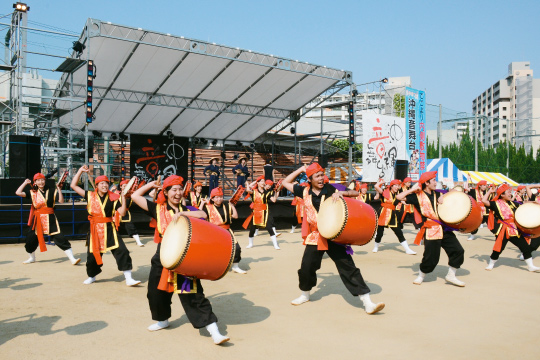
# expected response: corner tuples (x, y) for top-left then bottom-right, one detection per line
(393, 94), (405, 118)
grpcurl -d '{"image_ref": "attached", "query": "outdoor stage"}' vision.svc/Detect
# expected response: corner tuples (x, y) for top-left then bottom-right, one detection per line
(1, 225), (539, 359)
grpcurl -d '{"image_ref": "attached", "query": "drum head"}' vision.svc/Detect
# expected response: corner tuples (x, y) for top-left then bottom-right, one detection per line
(516, 203), (540, 229)
(317, 197), (347, 239)
(122, 176), (137, 195)
(160, 216), (190, 270)
(453, 185), (464, 192)
(438, 191), (472, 224)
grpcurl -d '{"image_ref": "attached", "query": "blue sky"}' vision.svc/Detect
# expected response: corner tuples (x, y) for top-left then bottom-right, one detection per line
(2, 0), (539, 115)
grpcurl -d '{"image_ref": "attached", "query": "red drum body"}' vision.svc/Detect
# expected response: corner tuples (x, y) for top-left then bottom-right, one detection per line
(317, 197), (378, 246)
(160, 216), (235, 280)
(438, 191), (482, 233)
(183, 182), (192, 194)
(515, 202), (540, 237)
(274, 179), (283, 193)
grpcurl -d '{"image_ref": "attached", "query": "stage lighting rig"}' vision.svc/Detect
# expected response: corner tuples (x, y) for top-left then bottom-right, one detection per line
(166, 130), (174, 139)
(86, 60), (95, 124)
(382, 78), (388, 83)
(348, 101), (355, 145)
(220, 151), (226, 160)
(290, 127), (295, 135)
(211, 139), (218, 146)
(92, 130), (102, 138)
(72, 41), (86, 58)
(235, 141), (242, 147)
(245, 153), (251, 160)
(119, 133), (128, 141)
(13, 2), (29, 12)
(110, 133), (118, 141)
(249, 143), (255, 149)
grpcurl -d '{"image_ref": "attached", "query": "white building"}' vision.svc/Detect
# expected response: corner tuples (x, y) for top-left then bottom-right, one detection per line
(472, 62), (540, 152)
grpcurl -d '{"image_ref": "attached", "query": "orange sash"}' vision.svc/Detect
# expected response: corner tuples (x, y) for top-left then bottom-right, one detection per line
(28, 189), (54, 252)
(88, 215), (112, 265)
(206, 203), (230, 227)
(413, 191), (443, 245)
(378, 194), (396, 227)
(242, 191), (268, 229)
(292, 197), (304, 223)
(301, 187), (328, 250)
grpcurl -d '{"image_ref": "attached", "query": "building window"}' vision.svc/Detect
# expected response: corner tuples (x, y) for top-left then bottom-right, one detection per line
(502, 107), (506, 110)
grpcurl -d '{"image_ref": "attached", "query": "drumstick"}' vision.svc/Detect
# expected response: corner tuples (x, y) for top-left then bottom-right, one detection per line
(86, 172), (96, 189)
(152, 175), (162, 202)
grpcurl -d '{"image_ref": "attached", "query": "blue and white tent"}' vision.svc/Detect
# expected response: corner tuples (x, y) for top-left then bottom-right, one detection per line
(425, 158), (467, 182)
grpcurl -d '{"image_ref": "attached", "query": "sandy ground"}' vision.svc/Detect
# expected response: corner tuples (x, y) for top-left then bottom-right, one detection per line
(1, 225), (540, 360)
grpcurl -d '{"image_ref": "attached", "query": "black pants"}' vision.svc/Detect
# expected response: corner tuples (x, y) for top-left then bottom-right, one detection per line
(298, 241), (370, 296)
(419, 231), (465, 274)
(25, 231), (71, 253)
(374, 225), (406, 244)
(147, 245), (217, 328)
(208, 175), (219, 195)
(530, 237), (540, 252)
(291, 207), (300, 227)
(248, 222), (275, 237)
(490, 236), (532, 260)
(121, 221), (139, 237)
(85, 235), (133, 277)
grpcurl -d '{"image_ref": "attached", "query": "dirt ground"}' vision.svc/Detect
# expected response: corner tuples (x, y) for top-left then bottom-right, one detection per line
(1, 225), (539, 360)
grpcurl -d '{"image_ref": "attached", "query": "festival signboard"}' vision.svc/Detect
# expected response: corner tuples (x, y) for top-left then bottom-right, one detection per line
(405, 87), (426, 180)
(362, 113), (407, 182)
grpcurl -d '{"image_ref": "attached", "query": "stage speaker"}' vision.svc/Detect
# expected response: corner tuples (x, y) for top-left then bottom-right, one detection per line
(394, 160), (409, 181)
(318, 154), (328, 168)
(9, 135), (41, 179)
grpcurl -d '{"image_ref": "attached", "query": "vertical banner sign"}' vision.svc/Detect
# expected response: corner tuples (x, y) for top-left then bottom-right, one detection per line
(405, 87), (426, 180)
(362, 114), (406, 182)
(130, 135), (189, 183)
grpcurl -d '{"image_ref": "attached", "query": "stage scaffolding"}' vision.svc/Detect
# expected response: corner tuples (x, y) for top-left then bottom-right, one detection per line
(0, 11), (354, 190)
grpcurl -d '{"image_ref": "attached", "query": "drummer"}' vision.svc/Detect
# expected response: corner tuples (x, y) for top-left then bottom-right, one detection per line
(204, 157), (220, 195)
(201, 187), (247, 274)
(282, 163), (385, 314)
(70, 166), (141, 286)
(15, 173), (81, 265)
(482, 184), (540, 272)
(463, 180), (491, 240)
(130, 175), (230, 344)
(372, 179), (416, 255)
(264, 179), (281, 237)
(232, 157), (250, 188)
(188, 181), (207, 209)
(396, 171), (466, 287)
(512, 185), (528, 202)
(118, 179), (144, 247)
(399, 177), (415, 224)
(242, 176), (280, 249)
(290, 182), (306, 233)
(525, 184), (540, 257)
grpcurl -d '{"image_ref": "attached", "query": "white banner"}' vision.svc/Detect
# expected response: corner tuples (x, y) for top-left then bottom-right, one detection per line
(362, 113), (407, 182)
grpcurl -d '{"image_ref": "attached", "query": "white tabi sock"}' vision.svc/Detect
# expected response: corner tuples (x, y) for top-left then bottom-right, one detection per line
(445, 267), (465, 287)
(413, 270), (425, 285)
(485, 259), (497, 271)
(148, 319), (170, 331)
(372, 242), (380, 253)
(400, 241), (416, 255)
(23, 252), (36, 264)
(291, 291), (310, 305)
(525, 257), (540, 272)
(290, 225), (296, 233)
(359, 293), (385, 315)
(231, 262), (247, 274)
(133, 234), (144, 247)
(124, 270), (141, 286)
(206, 322), (230, 345)
(270, 235), (280, 250)
(246, 237), (254, 248)
(64, 248), (81, 265)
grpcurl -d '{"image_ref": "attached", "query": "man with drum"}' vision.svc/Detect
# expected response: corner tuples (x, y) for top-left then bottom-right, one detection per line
(232, 157), (250, 188)
(483, 184), (540, 272)
(15, 173), (81, 265)
(463, 180), (490, 240)
(71, 166), (141, 286)
(130, 175), (230, 344)
(242, 176), (280, 249)
(373, 179), (416, 255)
(201, 187), (247, 274)
(188, 181), (207, 209)
(397, 171), (466, 287)
(282, 163), (385, 314)
(118, 179), (145, 247)
(204, 157), (220, 195)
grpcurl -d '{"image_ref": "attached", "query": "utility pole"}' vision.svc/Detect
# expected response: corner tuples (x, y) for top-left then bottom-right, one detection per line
(438, 104), (442, 158)
(474, 114), (478, 172)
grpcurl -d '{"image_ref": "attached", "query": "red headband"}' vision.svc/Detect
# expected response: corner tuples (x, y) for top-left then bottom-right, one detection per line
(360, 183), (368, 189)
(265, 180), (273, 186)
(194, 181), (202, 187)
(33, 173), (45, 182)
(210, 187), (223, 198)
(389, 179), (401, 187)
(306, 163), (324, 178)
(256, 175), (265, 182)
(403, 177), (412, 183)
(419, 171), (437, 185)
(323, 175), (329, 184)
(120, 179), (129, 186)
(95, 175), (110, 185)
(157, 175), (184, 204)
(517, 185), (526, 191)
(493, 183), (510, 201)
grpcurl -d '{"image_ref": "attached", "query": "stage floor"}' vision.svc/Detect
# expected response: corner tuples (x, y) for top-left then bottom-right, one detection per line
(1, 225), (539, 359)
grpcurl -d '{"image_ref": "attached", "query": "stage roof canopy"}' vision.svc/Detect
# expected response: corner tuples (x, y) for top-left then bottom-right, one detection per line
(53, 19), (352, 141)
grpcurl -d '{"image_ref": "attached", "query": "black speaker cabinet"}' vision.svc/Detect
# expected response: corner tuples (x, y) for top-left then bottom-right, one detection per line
(9, 135), (41, 179)
(394, 160), (409, 180)
(318, 154), (328, 168)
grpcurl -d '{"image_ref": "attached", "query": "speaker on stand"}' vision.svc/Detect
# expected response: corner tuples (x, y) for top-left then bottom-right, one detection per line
(394, 160), (409, 181)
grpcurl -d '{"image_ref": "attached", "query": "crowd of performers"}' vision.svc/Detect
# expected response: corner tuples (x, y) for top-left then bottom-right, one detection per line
(14, 161), (540, 346)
